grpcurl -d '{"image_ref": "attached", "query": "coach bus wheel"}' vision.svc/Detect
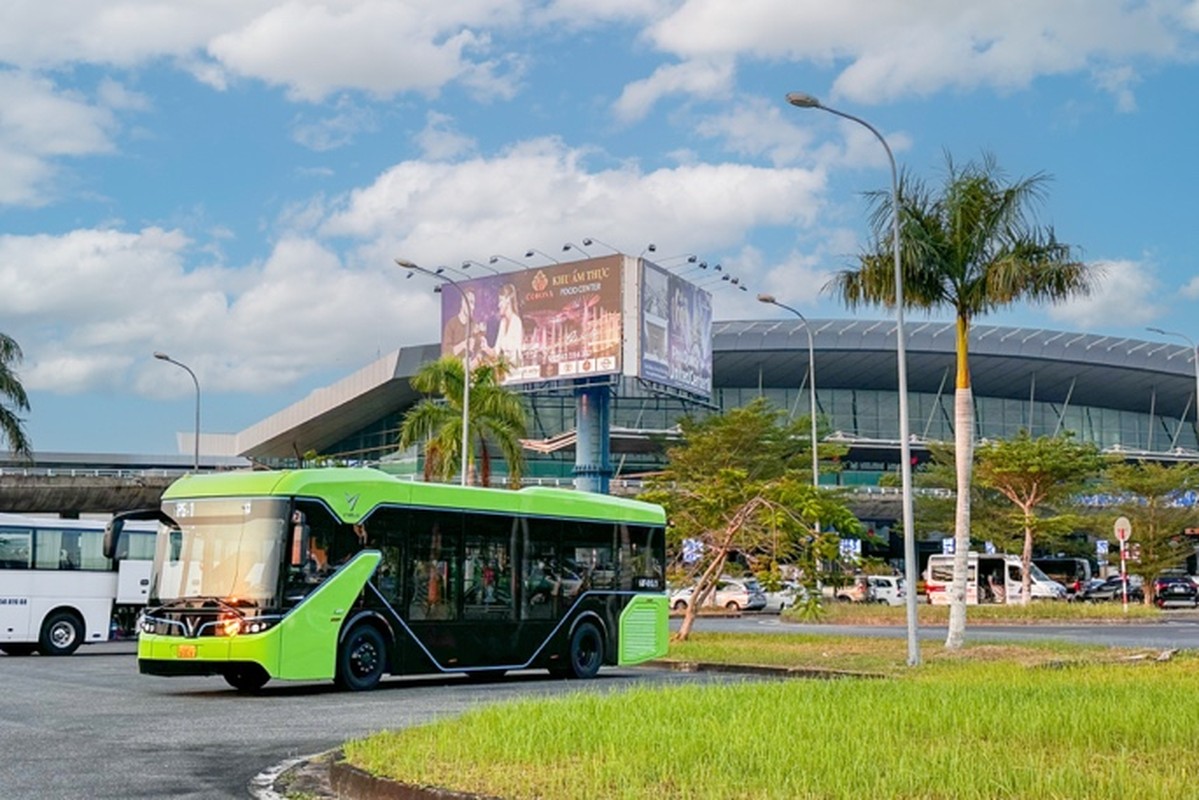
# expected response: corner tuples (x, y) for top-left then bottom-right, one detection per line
(336, 625), (386, 691)
(566, 622), (604, 679)
(224, 664), (270, 692)
(38, 611), (83, 656)
(0, 644), (37, 656)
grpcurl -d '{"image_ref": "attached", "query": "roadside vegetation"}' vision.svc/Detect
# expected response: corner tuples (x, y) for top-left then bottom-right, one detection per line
(810, 599), (1161, 625)
(344, 634), (1198, 799)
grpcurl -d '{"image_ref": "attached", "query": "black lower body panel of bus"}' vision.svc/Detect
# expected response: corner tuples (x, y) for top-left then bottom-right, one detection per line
(139, 658), (250, 678)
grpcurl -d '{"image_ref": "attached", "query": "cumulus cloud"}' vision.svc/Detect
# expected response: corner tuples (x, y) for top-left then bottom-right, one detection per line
(0, 227), (425, 396)
(613, 59), (735, 122)
(290, 96), (379, 151)
(1047, 259), (1163, 329)
(319, 137), (827, 271)
(0, 71), (123, 205)
(415, 112), (477, 161)
(639, 0), (1188, 106)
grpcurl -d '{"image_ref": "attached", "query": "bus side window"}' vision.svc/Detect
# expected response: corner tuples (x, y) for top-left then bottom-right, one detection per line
(408, 510), (460, 621)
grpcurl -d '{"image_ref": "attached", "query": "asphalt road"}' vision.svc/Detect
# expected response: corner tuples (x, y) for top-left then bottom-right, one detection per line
(4, 617), (1197, 799)
(0, 642), (728, 800)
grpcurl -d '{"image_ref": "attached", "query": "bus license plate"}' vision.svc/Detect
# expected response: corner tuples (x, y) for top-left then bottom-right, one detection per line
(177, 645), (197, 659)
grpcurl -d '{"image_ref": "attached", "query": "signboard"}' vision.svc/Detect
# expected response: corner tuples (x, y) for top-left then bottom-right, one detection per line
(638, 261), (712, 398)
(839, 538), (861, 560)
(441, 255), (623, 386)
(1113, 516), (1131, 544)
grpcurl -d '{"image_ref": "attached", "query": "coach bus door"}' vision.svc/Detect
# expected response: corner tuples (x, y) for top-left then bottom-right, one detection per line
(116, 560), (152, 605)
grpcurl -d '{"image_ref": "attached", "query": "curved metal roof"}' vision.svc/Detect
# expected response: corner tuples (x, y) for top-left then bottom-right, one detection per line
(715, 318), (1196, 418)
(235, 319), (1197, 458)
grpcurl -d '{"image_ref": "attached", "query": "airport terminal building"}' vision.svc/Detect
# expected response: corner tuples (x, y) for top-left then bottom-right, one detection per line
(228, 316), (1199, 491)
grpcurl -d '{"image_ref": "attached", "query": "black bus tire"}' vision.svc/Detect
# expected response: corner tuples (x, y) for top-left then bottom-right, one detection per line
(566, 621), (604, 679)
(335, 624), (387, 691)
(224, 664), (270, 692)
(38, 611), (83, 656)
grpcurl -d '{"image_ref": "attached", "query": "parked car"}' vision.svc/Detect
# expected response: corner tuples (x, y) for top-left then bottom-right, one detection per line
(833, 575), (875, 603)
(1152, 576), (1199, 608)
(866, 575), (905, 606)
(670, 576), (767, 612)
(1076, 574), (1144, 603)
(761, 581), (807, 613)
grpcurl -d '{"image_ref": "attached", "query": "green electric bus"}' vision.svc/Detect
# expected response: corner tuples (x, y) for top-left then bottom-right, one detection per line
(104, 467), (668, 692)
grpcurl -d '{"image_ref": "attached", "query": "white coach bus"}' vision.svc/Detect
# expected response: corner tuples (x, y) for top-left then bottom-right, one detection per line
(0, 513), (156, 656)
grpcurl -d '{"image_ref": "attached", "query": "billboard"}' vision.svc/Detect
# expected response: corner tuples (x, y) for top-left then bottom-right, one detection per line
(638, 261), (712, 398)
(440, 255), (624, 387)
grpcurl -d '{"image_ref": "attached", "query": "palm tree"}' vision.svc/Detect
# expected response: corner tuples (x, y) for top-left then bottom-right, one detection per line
(1, 333), (32, 459)
(399, 356), (527, 487)
(826, 152), (1098, 649)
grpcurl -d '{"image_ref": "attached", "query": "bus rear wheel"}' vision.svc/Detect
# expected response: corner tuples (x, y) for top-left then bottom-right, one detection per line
(563, 621), (604, 680)
(38, 611), (83, 656)
(335, 625), (386, 691)
(0, 644), (37, 656)
(224, 664), (270, 692)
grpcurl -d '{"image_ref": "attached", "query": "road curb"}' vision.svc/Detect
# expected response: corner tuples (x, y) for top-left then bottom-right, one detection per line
(648, 659), (888, 679)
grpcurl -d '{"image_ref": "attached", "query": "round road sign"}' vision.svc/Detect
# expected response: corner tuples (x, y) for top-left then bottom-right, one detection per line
(1114, 516), (1132, 543)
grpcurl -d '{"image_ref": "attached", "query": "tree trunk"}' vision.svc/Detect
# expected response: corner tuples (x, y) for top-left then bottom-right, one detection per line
(1021, 520), (1034, 606)
(946, 318), (974, 650)
(675, 552), (727, 642)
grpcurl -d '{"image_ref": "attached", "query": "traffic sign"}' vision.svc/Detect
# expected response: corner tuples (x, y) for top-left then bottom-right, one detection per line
(1114, 516), (1131, 543)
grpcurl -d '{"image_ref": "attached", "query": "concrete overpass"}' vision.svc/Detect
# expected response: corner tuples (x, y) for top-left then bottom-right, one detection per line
(0, 452), (250, 515)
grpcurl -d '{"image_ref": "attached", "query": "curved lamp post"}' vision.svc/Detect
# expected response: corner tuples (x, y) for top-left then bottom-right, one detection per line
(757, 295), (819, 488)
(786, 91), (919, 666)
(397, 258), (472, 487)
(153, 352), (200, 471)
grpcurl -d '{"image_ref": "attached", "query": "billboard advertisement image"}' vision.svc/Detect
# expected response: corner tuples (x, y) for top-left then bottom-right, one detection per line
(440, 255), (624, 387)
(639, 262), (712, 398)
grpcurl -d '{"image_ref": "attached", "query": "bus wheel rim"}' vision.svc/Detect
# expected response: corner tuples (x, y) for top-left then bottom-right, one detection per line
(51, 622), (76, 648)
(352, 639), (379, 676)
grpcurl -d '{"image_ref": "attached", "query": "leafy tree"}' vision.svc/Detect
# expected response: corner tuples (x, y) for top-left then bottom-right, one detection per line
(973, 432), (1104, 602)
(1101, 462), (1199, 605)
(827, 152), (1096, 649)
(1, 333), (32, 459)
(639, 399), (861, 640)
(399, 356), (526, 487)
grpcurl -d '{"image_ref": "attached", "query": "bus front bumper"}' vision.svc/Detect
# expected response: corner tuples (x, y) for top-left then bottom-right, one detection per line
(137, 632), (280, 677)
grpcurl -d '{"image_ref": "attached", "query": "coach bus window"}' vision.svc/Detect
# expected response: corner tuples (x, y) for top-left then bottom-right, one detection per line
(0, 530), (32, 569)
(408, 510), (460, 621)
(463, 514), (515, 621)
(523, 518), (560, 620)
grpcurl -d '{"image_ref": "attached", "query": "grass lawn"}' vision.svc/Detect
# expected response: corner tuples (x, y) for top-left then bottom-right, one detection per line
(812, 600), (1162, 626)
(343, 634), (1199, 799)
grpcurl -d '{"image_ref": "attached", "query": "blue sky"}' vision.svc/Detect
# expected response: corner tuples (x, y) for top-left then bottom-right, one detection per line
(2, 0), (1199, 456)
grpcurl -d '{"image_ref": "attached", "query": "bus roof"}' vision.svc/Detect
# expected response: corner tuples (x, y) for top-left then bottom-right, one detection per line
(161, 467), (667, 526)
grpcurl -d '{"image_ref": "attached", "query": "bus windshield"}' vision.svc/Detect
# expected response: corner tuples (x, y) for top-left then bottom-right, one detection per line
(152, 497), (289, 606)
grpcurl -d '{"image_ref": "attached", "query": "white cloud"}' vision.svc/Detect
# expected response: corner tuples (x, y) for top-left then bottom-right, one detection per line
(1180, 274), (1199, 300)
(290, 96), (379, 151)
(639, 0), (1189, 106)
(319, 137), (827, 271)
(613, 59), (734, 122)
(695, 98), (813, 166)
(415, 112), (478, 161)
(1047, 259), (1163, 329)
(0, 71), (121, 205)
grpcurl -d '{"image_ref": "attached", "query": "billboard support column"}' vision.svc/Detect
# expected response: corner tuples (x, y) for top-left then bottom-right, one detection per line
(573, 384), (611, 494)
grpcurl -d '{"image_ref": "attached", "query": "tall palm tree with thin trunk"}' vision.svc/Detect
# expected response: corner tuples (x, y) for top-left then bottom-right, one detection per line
(827, 152), (1098, 650)
(399, 356), (527, 487)
(1, 333), (33, 459)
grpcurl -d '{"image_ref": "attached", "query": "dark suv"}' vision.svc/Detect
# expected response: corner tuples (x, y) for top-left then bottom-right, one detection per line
(1077, 575), (1144, 603)
(1152, 576), (1199, 608)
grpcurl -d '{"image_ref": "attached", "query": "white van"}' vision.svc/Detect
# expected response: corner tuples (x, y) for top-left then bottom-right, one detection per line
(925, 553), (1067, 604)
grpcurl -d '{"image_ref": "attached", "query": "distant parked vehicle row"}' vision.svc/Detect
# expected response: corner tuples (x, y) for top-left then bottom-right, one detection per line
(1076, 575), (1144, 603)
(670, 576), (766, 612)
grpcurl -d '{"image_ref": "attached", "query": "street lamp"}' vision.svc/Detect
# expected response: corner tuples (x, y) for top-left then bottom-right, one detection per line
(1147, 327), (1199, 437)
(397, 258), (473, 487)
(787, 90), (920, 666)
(757, 295), (819, 489)
(153, 352), (200, 471)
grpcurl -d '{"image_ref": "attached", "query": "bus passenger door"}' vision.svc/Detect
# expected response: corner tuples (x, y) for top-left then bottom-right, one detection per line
(117, 560), (152, 605)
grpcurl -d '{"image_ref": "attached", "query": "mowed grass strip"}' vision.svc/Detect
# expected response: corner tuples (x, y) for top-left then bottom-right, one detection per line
(343, 636), (1199, 799)
(813, 600), (1162, 626)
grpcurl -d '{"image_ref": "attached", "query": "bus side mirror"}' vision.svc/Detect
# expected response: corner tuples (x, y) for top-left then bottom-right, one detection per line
(103, 519), (125, 560)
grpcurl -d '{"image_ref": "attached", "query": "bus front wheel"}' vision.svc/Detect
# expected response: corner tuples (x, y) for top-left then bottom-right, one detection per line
(224, 664), (270, 692)
(564, 621), (604, 680)
(38, 611), (83, 656)
(336, 625), (386, 691)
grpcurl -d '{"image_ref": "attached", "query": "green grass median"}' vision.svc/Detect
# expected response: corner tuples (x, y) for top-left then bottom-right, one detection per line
(343, 634), (1199, 799)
